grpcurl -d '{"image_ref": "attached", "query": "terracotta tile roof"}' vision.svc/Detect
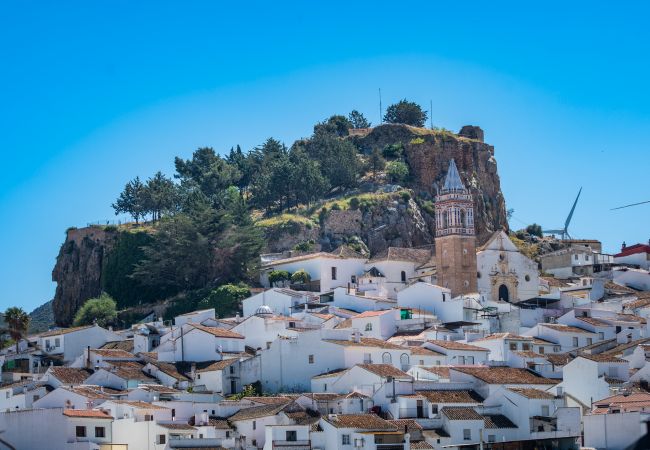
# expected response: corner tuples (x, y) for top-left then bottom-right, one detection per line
(592, 392), (650, 413)
(324, 337), (405, 350)
(191, 324), (244, 339)
(369, 247), (432, 265)
(310, 313), (334, 321)
(334, 318), (353, 329)
(49, 367), (92, 385)
(246, 396), (295, 405)
(91, 348), (136, 358)
(330, 245), (366, 259)
(324, 413), (398, 430)
(312, 368), (347, 379)
(544, 353), (575, 366)
(615, 314), (647, 324)
(148, 362), (191, 381)
(262, 251), (352, 267)
(513, 351), (545, 359)
(579, 353), (627, 363)
(63, 386), (112, 399)
(576, 316), (611, 327)
(137, 384), (179, 393)
(158, 423), (196, 430)
(39, 325), (94, 337)
(540, 277), (571, 288)
(475, 333), (534, 342)
(354, 310), (393, 319)
(540, 324), (596, 334)
(601, 338), (650, 357)
(410, 347), (443, 356)
(441, 407), (483, 420)
(419, 366), (451, 378)
(228, 402), (293, 422)
(452, 367), (557, 385)
(63, 409), (113, 419)
(100, 340), (135, 352)
(357, 364), (412, 379)
(301, 393), (342, 401)
(426, 340), (490, 352)
(411, 442), (435, 449)
(484, 414), (517, 429)
(416, 390), (483, 404)
(624, 297), (650, 310)
(139, 352), (158, 360)
(508, 388), (556, 399)
(196, 359), (238, 373)
(108, 361), (155, 381)
(388, 419), (422, 432)
(112, 400), (168, 409)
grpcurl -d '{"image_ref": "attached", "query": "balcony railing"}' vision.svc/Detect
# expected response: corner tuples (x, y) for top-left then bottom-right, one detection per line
(272, 439), (311, 450)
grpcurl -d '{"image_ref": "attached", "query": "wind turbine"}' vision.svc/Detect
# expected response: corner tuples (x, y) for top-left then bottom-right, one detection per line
(543, 187), (582, 240)
(610, 199), (650, 210)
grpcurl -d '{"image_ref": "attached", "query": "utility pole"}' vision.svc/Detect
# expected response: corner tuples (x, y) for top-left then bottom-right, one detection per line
(430, 100), (433, 129)
(379, 88), (383, 124)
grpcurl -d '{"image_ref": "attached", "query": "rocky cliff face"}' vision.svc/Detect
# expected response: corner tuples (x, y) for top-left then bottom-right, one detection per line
(52, 227), (118, 326)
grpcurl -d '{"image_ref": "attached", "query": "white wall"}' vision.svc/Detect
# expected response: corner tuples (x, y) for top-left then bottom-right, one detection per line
(584, 411), (647, 450)
(397, 282), (457, 321)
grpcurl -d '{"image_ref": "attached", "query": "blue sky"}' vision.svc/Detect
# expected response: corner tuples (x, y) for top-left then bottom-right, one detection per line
(1, 1), (649, 312)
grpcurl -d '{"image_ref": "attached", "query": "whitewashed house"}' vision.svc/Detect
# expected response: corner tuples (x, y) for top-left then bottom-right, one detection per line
(243, 288), (318, 317)
(396, 282), (456, 320)
(583, 392), (650, 450)
(36, 325), (123, 363)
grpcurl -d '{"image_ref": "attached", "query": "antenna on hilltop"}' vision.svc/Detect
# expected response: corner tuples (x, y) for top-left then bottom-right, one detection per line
(379, 88), (383, 124)
(429, 99), (433, 129)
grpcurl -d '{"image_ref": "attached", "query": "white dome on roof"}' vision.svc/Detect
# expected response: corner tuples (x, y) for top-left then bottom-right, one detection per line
(255, 305), (274, 316)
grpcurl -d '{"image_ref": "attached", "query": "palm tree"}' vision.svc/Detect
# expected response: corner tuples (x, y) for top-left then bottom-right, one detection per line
(3, 307), (30, 353)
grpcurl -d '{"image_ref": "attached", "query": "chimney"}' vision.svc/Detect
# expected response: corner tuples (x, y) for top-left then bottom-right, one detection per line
(622, 241), (627, 251)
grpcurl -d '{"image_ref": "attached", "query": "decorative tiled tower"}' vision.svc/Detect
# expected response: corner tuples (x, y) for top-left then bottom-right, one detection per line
(434, 159), (477, 296)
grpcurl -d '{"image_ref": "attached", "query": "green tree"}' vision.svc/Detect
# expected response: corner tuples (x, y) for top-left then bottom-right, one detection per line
(383, 99), (428, 127)
(268, 270), (291, 286)
(174, 147), (241, 206)
(348, 110), (371, 129)
(112, 177), (148, 223)
(305, 131), (358, 189)
(526, 223), (543, 238)
(369, 148), (386, 180)
(314, 115), (352, 137)
(386, 161), (409, 182)
(290, 148), (329, 207)
(73, 294), (117, 327)
(290, 269), (311, 284)
(144, 171), (179, 221)
(3, 307), (30, 353)
(197, 284), (251, 317)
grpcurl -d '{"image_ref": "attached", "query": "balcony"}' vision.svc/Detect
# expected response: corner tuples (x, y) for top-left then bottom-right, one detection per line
(272, 439), (311, 450)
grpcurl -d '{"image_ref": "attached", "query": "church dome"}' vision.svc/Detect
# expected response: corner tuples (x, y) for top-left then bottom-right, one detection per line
(255, 305), (274, 316)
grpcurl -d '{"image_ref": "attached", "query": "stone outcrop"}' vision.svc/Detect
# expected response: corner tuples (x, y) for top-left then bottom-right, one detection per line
(52, 227), (118, 326)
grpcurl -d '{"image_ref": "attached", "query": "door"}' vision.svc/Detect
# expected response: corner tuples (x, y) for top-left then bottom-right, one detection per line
(230, 379), (237, 393)
(498, 284), (510, 302)
(416, 400), (424, 418)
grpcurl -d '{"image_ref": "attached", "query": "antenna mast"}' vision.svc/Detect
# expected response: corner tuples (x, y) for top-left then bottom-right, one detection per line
(429, 99), (433, 129)
(379, 88), (383, 124)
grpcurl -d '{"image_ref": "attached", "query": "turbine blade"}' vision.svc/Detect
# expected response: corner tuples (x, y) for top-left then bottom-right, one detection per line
(610, 200), (650, 210)
(564, 187), (582, 230)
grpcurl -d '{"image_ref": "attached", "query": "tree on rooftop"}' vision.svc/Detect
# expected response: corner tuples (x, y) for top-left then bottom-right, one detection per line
(73, 293), (117, 328)
(383, 99), (428, 127)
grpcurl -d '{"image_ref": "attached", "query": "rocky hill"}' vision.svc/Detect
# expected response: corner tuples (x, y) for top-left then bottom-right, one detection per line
(50, 123), (508, 326)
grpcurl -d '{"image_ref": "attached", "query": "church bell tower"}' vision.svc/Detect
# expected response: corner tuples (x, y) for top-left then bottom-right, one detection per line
(434, 159), (477, 296)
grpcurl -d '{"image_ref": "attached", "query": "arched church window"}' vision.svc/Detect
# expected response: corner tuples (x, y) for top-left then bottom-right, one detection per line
(382, 352), (392, 364)
(400, 353), (409, 368)
(460, 209), (466, 227)
(443, 211), (449, 228)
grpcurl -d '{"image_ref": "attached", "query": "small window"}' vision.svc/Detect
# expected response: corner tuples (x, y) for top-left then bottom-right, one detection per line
(331, 267), (337, 280)
(572, 337), (579, 347)
(197, 373), (201, 379)
(157, 435), (166, 445)
(458, 356), (465, 365)
(467, 356), (474, 365)
(308, 355), (314, 364)
(342, 434), (351, 445)
(599, 332), (604, 340)
(522, 343), (531, 351)
(144, 414), (153, 421)
(541, 405), (550, 416)
(230, 365), (235, 374)
(252, 439), (257, 446)
(45, 339), (50, 348)
(289, 321), (296, 328)
(253, 420), (256, 430)
(574, 254), (579, 260)
(587, 338), (593, 345)
(401, 271), (406, 283)
(431, 404), (438, 415)
(509, 343), (518, 351)
(365, 323), (373, 331)
(351, 275), (357, 284)
(95, 427), (105, 438)
(463, 429), (471, 440)
(55, 338), (60, 347)
(488, 435), (496, 443)
(525, 275), (530, 282)
(286, 430), (297, 442)
(76, 426), (86, 438)
(324, 383), (327, 391)
(539, 347), (545, 355)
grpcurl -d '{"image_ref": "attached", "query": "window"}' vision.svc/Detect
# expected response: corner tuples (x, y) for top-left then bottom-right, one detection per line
(458, 356), (465, 365)
(157, 435), (166, 445)
(95, 427), (105, 438)
(266, 342), (272, 350)
(574, 254), (578, 260)
(539, 346), (545, 355)
(509, 342), (517, 351)
(467, 356), (474, 365)
(342, 434), (351, 445)
(76, 426), (86, 438)
(364, 353), (372, 364)
(324, 383), (327, 391)
(572, 337), (579, 347)
(488, 435), (496, 443)
(197, 373), (201, 379)
(554, 346), (561, 352)
(525, 274), (530, 282)
(351, 275), (357, 283)
(45, 339), (50, 348)
(55, 338), (60, 347)
(431, 404), (438, 415)
(522, 343), (531, 351)
(463, 429), (471, 440)
(401, 271), (406, 283)
(32, 394), (39, 402)
(599, 332), (604, 340)
(331, 267), (337, 280)
(541, 405), (550, 416)
(253, 420), (256, 430)
(144, 414), (153, 421)
(365, 323), (373, 331)
(382, 352), (392, 364)
(230, 365), (235, 374)
(289, 321), (296, 328)
(252, 439), (257, 446)
(587, 338), (593, 345)
(286, 430), (297, 442)
(4, 392), (9, 399)
(308, 355), (314, 364)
